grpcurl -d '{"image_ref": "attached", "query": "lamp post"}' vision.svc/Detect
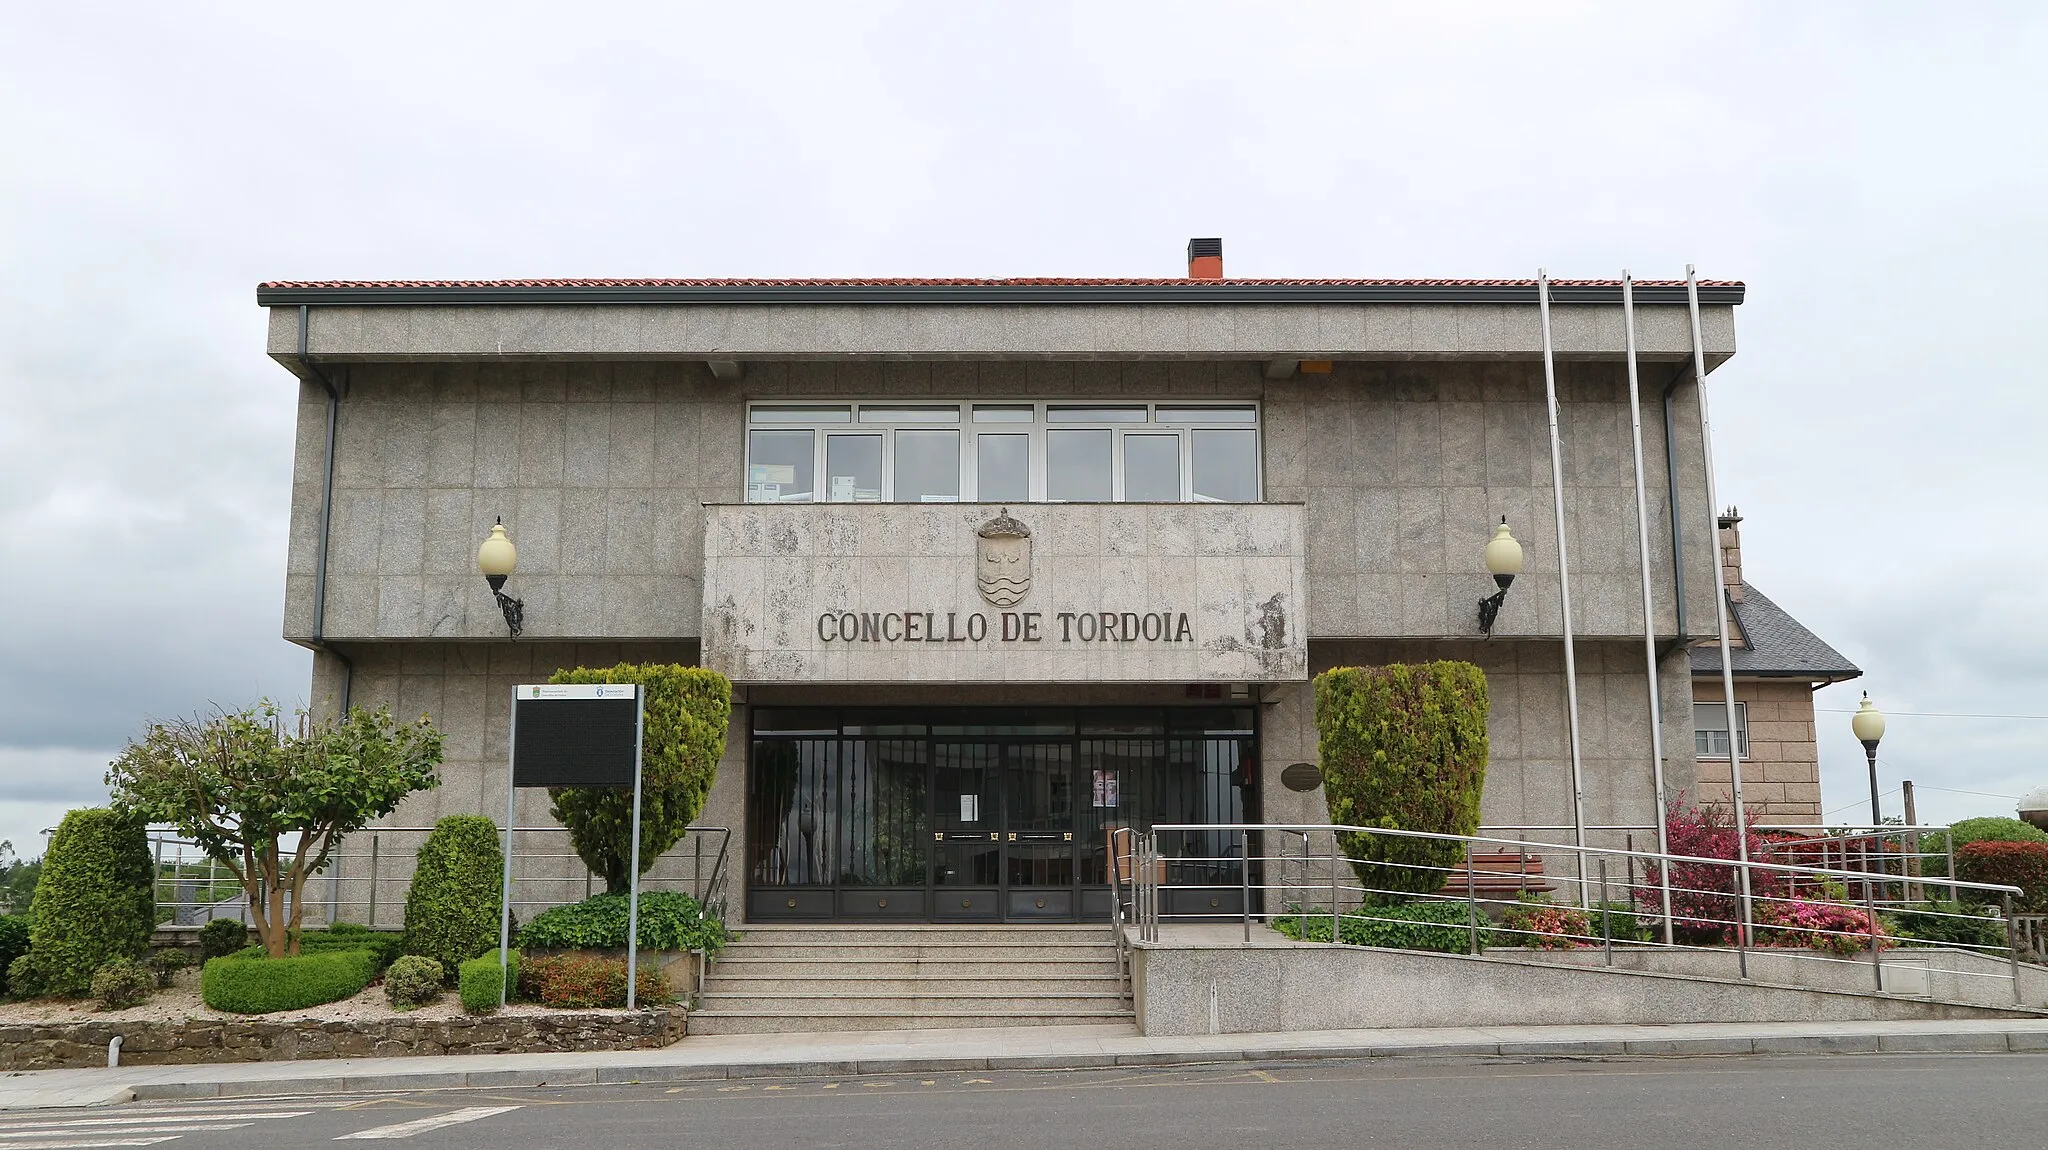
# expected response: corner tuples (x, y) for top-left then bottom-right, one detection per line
(1851, 692), (1886, 825)
(478, 519), (524, 638)
(1476, 518), (1523, 636)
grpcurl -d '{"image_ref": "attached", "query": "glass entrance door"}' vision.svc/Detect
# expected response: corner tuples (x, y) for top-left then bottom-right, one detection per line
(1002, 743), (1077, 920)
(931, 741), (1077, 921)
(746, 707), (1255, 923)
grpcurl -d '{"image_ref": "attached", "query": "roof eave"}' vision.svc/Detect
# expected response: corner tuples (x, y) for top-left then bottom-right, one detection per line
(255, 282), (1747, 308)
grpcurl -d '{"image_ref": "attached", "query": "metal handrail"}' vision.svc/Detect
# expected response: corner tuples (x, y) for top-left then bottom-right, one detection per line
(1127, 822), (2031, 1004)
(146, 824), (735, 933)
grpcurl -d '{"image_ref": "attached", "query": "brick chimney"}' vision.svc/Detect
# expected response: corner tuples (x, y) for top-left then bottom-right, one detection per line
(1718, 506), (1745, 604)
(1187, 237), (1223, 280)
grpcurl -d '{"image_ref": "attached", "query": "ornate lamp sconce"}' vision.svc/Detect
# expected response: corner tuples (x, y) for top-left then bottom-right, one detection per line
(1477, 517), (1523, 636)
(478, 518), (524, 638)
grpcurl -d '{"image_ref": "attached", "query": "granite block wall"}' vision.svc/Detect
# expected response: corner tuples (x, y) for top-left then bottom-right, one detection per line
(1692, 678), (1824, 823)
(284, 358), (1718, 647)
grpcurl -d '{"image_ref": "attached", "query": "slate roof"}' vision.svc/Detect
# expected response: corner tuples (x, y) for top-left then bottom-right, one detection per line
(1690, 583), (1861, 681)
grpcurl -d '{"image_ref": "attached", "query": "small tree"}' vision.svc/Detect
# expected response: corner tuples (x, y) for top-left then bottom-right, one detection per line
(546, 664), (732, 893)
(1315, 662), (1490, 898)
(401, 815), (504, 979)
(1635, 796), (1788, 944)
(106, 703), (443, 957)
(18, 809), (154, 996)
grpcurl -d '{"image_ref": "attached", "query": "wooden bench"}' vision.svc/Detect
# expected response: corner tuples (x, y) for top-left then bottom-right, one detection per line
(1458, 850), (1552, 900)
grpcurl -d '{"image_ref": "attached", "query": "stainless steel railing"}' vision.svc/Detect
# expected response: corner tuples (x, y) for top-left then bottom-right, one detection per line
(147, 825), (732, 934)
(1120, 822), (2030, 1005)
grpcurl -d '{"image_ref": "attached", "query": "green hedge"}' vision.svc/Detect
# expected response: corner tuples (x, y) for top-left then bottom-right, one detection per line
(546, 664), (732, 893)
(517, 891), (731, 955)
(0, 915), (28, 996)
(23, 809), (155, 996)
(401, 816), (503, 980)
(1315, 663), (1490, 897)
(201, 949), (378, 1013)
(232, 928), (402, 971)
(1890, 900), (2010, 950)
(1274, 902), (1488, 953)
(458, 951), (520, 1014)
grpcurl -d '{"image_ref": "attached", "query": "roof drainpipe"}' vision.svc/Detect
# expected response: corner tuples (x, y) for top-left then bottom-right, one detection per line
(1661, 363), (1691, 647)
(297, 304), (353, 716)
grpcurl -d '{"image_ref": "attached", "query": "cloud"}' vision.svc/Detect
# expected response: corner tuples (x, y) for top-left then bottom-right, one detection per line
(2, 3), (2044, 839)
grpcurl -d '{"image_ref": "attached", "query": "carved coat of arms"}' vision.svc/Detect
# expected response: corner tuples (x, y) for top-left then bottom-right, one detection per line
(976, 509), (1032, 607)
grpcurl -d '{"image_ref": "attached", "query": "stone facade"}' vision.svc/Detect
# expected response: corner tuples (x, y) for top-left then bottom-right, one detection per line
(0, 1009), (684, 1071)
(700, 501), (1307, 684)
(266, 278), (1741, 926)
(284, 358), (1718, 648)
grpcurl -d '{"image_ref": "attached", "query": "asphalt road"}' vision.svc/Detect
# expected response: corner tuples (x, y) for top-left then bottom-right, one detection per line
(5, 1054), (2043, 1149)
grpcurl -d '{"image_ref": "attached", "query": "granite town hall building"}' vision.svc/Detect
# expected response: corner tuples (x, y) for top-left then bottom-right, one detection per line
(262, 243), (1847, 969)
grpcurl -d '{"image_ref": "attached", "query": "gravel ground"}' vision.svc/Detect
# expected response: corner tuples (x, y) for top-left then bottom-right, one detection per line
(0, 973), (643, 1025)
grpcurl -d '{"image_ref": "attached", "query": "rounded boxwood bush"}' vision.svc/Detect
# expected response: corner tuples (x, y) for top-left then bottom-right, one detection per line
(148, 948), (192, 988)
(1315, 662), (1490, 897)
(458, 951), (519, 1015)
(22, 809), (154, 996)
(382, 954), (445, 1009)
(198, 917), (250, 961)
(201, 949), (376, 1014)
(90, 958), (154, 1009)
(401, 816), (503, 980)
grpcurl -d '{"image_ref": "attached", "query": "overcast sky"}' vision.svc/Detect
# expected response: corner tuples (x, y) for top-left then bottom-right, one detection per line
(2, 3), (2043, 851)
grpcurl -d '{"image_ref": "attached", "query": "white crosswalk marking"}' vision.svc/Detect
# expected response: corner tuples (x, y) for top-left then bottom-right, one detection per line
(334, 1106), (522, 1141)
(0, 1106), (316, 1147)
(0, 1129), (182, 1137)
(0, 1113), (306, 1132)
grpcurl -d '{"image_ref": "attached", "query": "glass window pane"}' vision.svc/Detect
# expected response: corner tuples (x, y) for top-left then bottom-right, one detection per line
(859, 405), (960, 424)
(893, 429), (961, 502)
(825, 434), (883, 502)
(751, 406), (850, 424)
(1048, 405), (1147, 424)
(747, 430), (815, 502)
(972, 405), (1034, 423)
(1156, 405), (1257, 424)
(1691, 703), (1747, 758)
(1122, 433), (1181, 501)
(977, 434), (1029, 502)
(1191, 429), (1259, 502)
(1046, 430), (1112, 500)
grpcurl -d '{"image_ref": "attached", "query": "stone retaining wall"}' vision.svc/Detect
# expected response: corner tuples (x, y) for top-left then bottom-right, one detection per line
(0, 1009), (685, 1071)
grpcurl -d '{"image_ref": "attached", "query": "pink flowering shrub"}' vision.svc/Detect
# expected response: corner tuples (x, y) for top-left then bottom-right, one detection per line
(1757, 899), (1889, 956)
(1634, 796), (1788, 945)
(1499, 898), (1592, 949)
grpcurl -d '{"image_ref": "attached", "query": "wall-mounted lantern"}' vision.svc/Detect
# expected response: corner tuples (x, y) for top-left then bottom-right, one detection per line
(478, 518), (524, 638)
(1477, 517), (1523, 636)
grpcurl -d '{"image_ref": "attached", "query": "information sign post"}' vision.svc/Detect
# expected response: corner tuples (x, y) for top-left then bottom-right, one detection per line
(498, 684), (646, 1008)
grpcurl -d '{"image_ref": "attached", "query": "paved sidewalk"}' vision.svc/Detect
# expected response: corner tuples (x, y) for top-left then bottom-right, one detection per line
(5, 1017), (2047, 1110)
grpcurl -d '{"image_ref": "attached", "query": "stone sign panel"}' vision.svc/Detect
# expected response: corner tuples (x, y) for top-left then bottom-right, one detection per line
(701, 502), (1307, 683)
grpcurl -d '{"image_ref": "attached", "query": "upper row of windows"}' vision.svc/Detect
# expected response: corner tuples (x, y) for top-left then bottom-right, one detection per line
(743, 402), (1261, 504)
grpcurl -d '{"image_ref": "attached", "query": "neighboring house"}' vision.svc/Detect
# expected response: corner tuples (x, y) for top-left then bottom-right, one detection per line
(1689, 509), (1861, 825)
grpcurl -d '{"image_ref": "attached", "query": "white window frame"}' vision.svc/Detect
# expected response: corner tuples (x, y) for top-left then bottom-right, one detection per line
(743, 401), (1262, 504)
(1693, 701), (1749, 760)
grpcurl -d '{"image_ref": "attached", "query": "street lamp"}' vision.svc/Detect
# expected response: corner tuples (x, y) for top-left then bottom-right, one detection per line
(1851, 692), (1886, 825)
(478, 518), (524, 638)
(2019, 785), (2048, 831)
(1477, 517), (1523, 636)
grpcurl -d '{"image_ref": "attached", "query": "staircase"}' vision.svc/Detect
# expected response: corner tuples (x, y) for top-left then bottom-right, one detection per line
(689, 923), (1134, 1035)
